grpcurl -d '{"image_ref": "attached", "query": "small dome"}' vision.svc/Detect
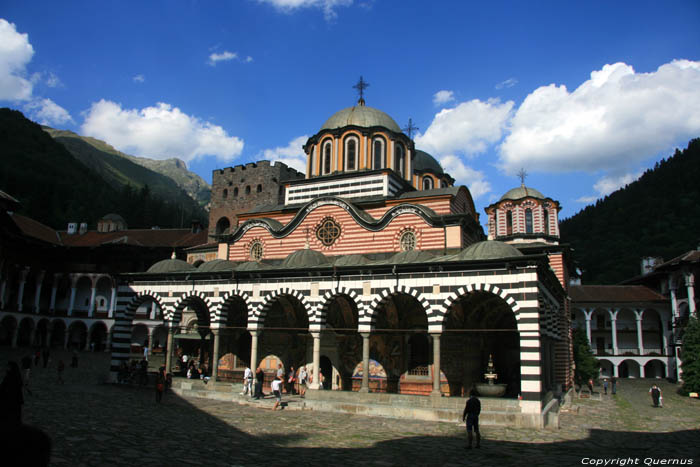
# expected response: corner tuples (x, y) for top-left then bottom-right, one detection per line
(500, 185), (545, 201)
(333, 254), (370, 266)
(321, 105), (401, 133)
(197, 259), (238, 272)
(236, 261), (269, 271)
(454, 241), (524, 261)
(387, 250), (435, 264)
(281, 249), (332, 268)
(101, 213), (125, 222)
(147, 258), (196, 274)
(413, 150), (444, 175)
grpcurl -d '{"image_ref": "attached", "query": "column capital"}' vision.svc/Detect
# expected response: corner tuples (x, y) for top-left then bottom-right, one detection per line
(685, 271), (695, 287)
(310, 331), (322, 339)
(360, 332), (371, 339)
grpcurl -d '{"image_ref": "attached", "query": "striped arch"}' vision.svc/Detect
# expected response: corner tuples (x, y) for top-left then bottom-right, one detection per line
(216, 291), (252, 325)
(109, 289), (167, 382)
(170, 291), (215, 324)
(364, 285), (431, 329)
(252, 288), (312, 327)
(436, 283), (521, 331)
(316, 286), (361, 327)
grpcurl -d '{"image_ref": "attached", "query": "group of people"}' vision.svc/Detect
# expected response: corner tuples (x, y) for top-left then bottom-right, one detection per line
(116, 358), (149, 385)
(240, 364), (310, 408)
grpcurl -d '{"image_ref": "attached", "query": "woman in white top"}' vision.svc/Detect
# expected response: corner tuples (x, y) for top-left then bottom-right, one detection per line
(271, 377), (282, 410)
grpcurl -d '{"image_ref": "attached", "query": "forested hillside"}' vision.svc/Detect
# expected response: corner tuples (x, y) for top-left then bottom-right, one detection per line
(0, 108), (206, 230)
(560, 138), (700, 284)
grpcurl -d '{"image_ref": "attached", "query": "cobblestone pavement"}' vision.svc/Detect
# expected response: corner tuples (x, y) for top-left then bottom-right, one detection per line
(4, 349), (700, 466)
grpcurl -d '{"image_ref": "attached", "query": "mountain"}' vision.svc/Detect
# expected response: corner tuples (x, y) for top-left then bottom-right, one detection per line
(0, 108), (206, 230)
(560, 138), (700, 284)
(43, 128), (211, 209)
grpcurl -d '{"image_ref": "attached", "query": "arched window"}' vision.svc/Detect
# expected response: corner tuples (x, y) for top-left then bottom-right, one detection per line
(544, 209), (550, 235)
(373, 138), (384, 169)
(394, 144), (405, 178)
(525, 208), (533, 234)
(256, 184), (262, 193)
(222, 189), (228, 199)
(494, 210), (499, 236)
(422, 176), (433, 190)
(233, 187), (238, 197)
(245, 186), (251, 195)
(250, 240), (264, 261)
(400, 230), (416, 251)
(441, 179), (449, 188)
(322, 140), (333, 175)
(506, 211), (513, 235)
(345, 137), (358, 171)
(215, 217), (231, 236)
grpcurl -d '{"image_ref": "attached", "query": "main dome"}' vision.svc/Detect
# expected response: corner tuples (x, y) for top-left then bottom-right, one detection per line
(321, 105), (401, 133)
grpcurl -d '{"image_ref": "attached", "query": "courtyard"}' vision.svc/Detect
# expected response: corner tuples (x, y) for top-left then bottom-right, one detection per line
(6, 349), (699, 466)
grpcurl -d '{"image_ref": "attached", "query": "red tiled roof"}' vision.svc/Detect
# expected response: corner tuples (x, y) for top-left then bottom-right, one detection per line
(10, 213), (62, 245)
(569, 285), (667, 303)
(185, 241), (218, 252)
(59, 229), (208, 248)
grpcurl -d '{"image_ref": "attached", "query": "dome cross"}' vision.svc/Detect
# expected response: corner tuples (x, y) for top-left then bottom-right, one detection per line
(402, 118), (419, 139)
(353, 76), (369, 105)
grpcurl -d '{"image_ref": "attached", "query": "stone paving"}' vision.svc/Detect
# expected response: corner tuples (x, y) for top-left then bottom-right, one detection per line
(4, 348), (699, 466)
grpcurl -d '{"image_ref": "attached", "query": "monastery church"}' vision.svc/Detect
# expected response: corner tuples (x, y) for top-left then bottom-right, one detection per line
(112, 89), (572, 427)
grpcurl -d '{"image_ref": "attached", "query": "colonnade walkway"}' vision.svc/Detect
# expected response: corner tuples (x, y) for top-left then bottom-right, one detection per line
(5, 349), (699, 466)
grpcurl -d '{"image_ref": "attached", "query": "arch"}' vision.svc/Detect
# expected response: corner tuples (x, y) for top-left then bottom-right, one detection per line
(506, 210), (513, 235)
(215, 217), (231, 236)
(644, 359), (666, 378)
(131, 323), (149, 349)
(123, 291), (168, 323)
(222, 188), (228, 199)
(49, 319), (66, 348)
(317, 287), (361, 326)
(618, 359), (641, 378)
(35, 318), (50, 347)
(525, 208), (533, 234)
(322, 138), (333, 175)
(67, 320), (88, 350)
(598, 359), (614, 377)
(256, 184), (262, 193)
(437, 283), (520, 329)
(0, 315), (18, 346)
(344, 134), (359, 172)
(216, 291), (251, 325)
(641, 308), (664, 353)
(233, 187), (239, 197)
(17, 317), (35, 347)
(172, 291), (215, 327)
(88, 321), (108, 351)
(422, 176), (433, 190)
(253, 288), (312, 327)
(372, 136), (386, 169)
(365, 285), (431, 328)
(394, 143), (405, 178)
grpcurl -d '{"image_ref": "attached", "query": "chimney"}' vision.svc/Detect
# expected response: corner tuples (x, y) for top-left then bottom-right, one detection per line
(191, 219), (201, 234)
(79, 222), (88, 235)
(67, 222), (77, 235)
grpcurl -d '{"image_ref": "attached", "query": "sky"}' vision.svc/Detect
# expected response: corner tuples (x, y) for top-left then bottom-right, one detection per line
(2, 0), (699, 222)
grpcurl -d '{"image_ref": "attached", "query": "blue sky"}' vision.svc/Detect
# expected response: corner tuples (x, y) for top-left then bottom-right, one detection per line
(2, 0), (699, 221)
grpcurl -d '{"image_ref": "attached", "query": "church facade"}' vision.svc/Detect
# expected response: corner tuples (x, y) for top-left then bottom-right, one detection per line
(111, 97), (572, 427)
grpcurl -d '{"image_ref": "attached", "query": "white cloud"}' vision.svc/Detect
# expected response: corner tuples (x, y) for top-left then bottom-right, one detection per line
(432, 90), (455, 106)
(260, 135), (308, 173)
(0, 18), (35, 101)
(576, 171), (642, 203)
(415, 98), (514, 157)
(25, 98), (74, 126)
(46, 72), (62, 88)
(81, 100), (244, 162)
(245, 56), (253, 63)
(500, 60), (700, 174)
(133, 74), (145, 83)
(439, 155), (491, 200)
(495, 78), (518, 90)
(208, 51), (237, 66)
(257, 0), (353, 20)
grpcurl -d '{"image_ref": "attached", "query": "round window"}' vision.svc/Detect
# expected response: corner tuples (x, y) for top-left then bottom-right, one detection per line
(316, 218), (341, 246)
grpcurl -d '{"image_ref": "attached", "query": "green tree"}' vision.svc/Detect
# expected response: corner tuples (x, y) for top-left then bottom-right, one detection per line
(681, 316), (700, 394)
(572, 328), (600, 387)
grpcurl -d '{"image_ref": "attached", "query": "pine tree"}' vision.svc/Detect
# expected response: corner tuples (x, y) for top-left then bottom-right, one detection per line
(681, 316), (700, 394)
(572, 328), (600, 387)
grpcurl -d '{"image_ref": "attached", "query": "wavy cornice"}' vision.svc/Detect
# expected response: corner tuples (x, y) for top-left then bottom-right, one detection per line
(225, 196), (467, 243)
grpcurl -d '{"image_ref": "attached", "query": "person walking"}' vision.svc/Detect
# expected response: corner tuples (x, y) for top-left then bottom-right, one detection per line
(298, 366), (307, 398)
(603, 378), (609, 395)
(287, 366), (296, 395)
(611, 376), (617, 395)
(649, 384), (662, 407)
(271, 376), (283, 410)
(155, 366), (166, 403)
(253, 367), (264, 400)
(241, 366), (252, 396)
(462, 389), (481, 449)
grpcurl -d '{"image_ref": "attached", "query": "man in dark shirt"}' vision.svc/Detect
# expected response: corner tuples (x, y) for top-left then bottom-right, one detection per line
(462, 389), (481, 449)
